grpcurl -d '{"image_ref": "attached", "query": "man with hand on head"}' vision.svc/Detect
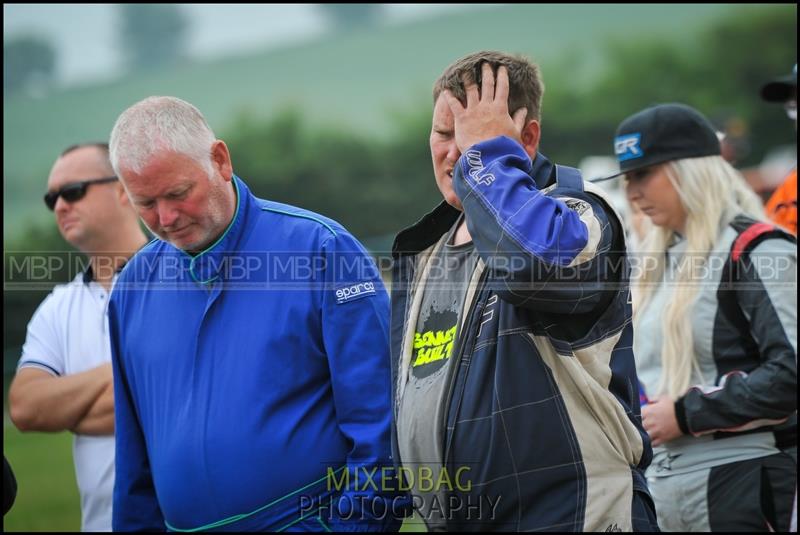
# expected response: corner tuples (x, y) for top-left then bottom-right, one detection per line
(390, 51), (658, 531)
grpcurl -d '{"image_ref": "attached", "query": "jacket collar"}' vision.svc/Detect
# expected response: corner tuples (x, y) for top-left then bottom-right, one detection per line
(530, 151), (556, 190)
(393, 152), (556, 256)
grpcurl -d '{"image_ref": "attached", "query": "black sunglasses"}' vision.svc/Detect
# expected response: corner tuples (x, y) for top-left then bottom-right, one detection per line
(44, 176), (118, 211)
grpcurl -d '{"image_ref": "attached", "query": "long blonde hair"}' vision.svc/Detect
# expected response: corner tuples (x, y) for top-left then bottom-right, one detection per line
(633, 155), (765, 398)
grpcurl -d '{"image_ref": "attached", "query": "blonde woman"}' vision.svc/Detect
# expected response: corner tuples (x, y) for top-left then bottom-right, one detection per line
(605, 103), (797, 532)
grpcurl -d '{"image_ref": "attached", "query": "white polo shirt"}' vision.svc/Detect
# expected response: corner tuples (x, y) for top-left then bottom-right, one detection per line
(17, 268), (116, 532)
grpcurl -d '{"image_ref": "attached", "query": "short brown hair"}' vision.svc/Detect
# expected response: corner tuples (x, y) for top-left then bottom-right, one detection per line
(432, 50), (544, 123)
(60, 142), (114, 174)
(60, 142), (109, 158)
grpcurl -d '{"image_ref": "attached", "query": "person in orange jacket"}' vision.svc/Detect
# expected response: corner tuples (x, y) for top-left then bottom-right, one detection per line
(761, 64), (797, 235)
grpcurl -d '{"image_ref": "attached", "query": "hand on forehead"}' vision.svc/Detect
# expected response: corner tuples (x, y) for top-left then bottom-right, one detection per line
(440, 62), (528, 152)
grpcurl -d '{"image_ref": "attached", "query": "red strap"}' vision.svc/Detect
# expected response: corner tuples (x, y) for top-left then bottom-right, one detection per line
(732, 222), (776, 262)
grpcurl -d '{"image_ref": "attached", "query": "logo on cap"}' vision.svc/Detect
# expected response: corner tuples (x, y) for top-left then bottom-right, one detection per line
(615, 133), (643, 162)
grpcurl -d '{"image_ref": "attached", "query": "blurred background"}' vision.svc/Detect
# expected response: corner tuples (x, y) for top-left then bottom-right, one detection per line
(3, 3), (797, 531)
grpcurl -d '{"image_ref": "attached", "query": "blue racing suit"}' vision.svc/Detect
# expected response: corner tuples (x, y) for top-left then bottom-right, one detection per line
(110, 176), (401, 531)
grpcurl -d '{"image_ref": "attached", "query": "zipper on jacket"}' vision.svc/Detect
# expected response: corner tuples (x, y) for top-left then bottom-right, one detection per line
(440, 267), (491, 470)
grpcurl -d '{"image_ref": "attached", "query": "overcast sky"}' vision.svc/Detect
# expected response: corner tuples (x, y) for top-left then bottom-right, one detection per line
(3, 4), (477, 87)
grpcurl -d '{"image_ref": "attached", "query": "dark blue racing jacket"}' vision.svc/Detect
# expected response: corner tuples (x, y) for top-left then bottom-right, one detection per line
(110, 176), (401, 532)
(390, 137), (655, 531)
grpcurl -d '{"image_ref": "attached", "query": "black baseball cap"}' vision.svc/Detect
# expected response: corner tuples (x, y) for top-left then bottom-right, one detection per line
(760, 64), (797, 103)
(592, 103), (721, 182)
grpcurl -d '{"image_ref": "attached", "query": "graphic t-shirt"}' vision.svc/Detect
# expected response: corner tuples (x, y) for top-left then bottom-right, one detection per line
(397, 217), (480, 529)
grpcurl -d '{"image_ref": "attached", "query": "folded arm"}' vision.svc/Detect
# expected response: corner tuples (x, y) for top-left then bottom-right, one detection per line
(9, 363), (113, 434)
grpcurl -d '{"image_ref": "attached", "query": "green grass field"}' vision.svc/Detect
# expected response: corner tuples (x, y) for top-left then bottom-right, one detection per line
(3, 424), (81, 531)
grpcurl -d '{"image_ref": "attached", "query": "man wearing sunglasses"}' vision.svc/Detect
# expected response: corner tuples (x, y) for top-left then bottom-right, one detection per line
(43, 175), (119, 211)
(8, 143), (148, 531)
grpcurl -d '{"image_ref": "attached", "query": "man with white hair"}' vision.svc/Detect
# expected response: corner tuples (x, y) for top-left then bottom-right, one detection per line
(107, 96), (401, 531)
